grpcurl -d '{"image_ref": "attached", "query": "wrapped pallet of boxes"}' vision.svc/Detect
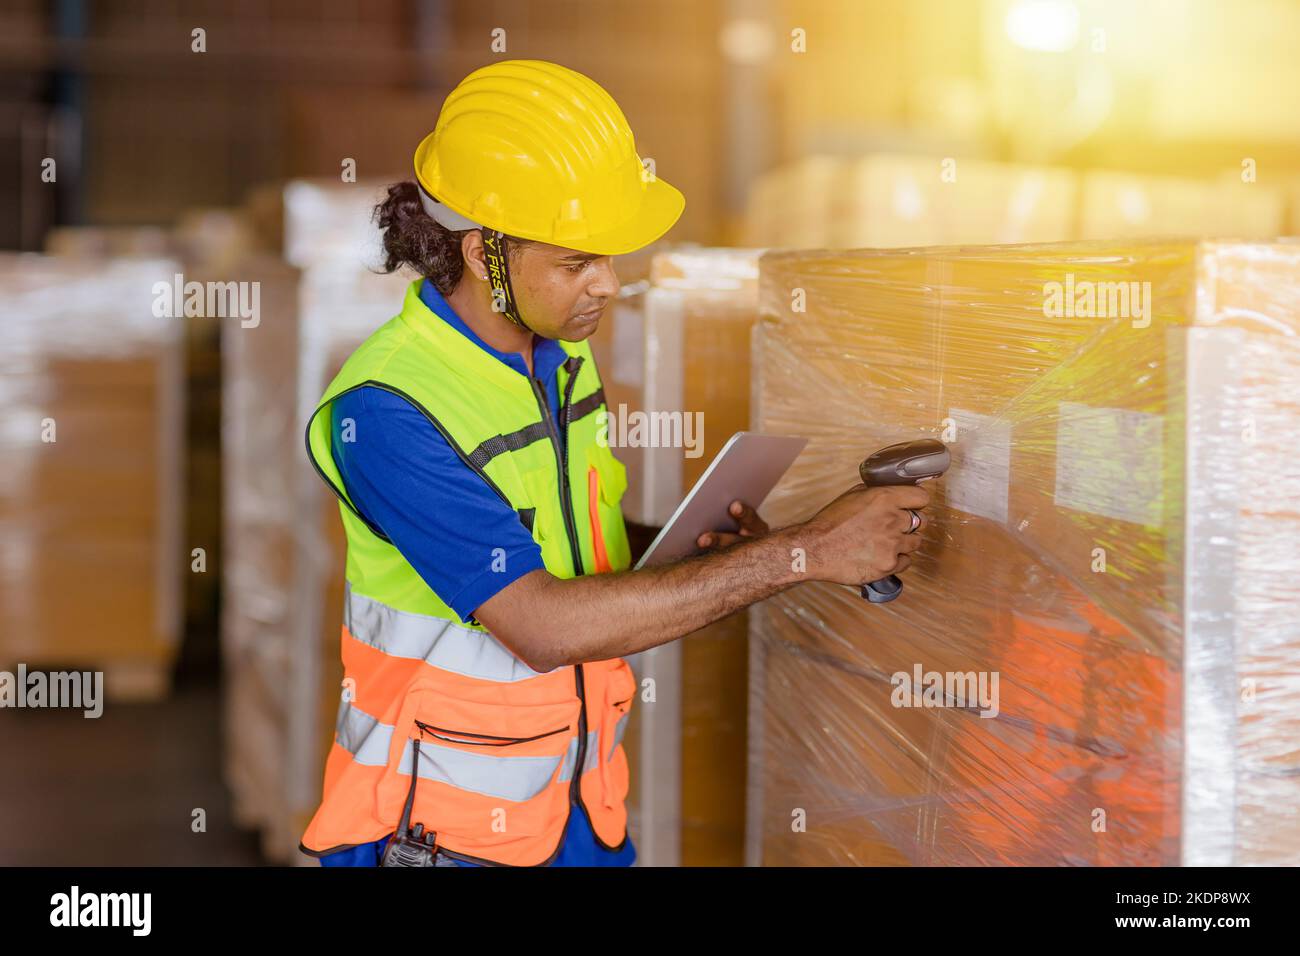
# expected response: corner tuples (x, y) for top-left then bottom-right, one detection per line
(221, 180), (410, 862)
(173, 210), (260, 645)
(583, 242), (660, 529)
(741, 157), (843, 249)
(46, 213), (256, 663)
(747, 240), (1300, 866)
(744, 155), (1077, 249)
(0, 255), (184, 700)
(830, 155), (1077, 248)
(220, 251), (304, 854)
(622, 247), (763, 866)
(1077, 171), (1285, 240)
(44, 225), (174, 259)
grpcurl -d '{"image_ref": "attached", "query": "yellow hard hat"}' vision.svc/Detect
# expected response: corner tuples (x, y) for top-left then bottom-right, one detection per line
(413, 59), (684, 256)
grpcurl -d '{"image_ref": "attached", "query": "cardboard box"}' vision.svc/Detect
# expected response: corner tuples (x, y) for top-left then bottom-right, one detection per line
(584, 243), (661, 532)
(832, 155), (1077, 248)
(0, 255), (184, 701)
(636, 248), (763, 524)
(1078, 171), (1285, 240)
(748, 239), (1300, 866)
(44, 212), (256, 676)
(221, 181), (409, 862)
(616, 247), (763, 866)
(744, 154), (1077, 249)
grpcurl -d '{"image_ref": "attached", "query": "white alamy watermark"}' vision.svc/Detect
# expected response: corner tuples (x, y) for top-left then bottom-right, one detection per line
(595, 404), (704, 458)
(1043, 273), (1151, 328)
(151, 273), (260, 327)
(50, 886), (151, 936)
(0, 665), (103, 718)
(891, 664), (1000, 718)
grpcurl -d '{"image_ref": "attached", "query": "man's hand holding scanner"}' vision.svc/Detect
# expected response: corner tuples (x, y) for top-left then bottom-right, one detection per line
(696, 475), (933, 591)
(790, 482), (932, 586)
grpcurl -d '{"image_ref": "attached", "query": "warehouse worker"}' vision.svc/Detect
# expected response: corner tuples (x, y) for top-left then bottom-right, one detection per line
(299, 59), (931, 868)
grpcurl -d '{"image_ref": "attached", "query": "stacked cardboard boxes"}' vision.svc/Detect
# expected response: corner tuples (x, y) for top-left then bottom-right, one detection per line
(584, 243), (660, 531)
(745, 156), (1293, 250)
(744, 154), (1077, 249)
(830, 155), (1077, 248)
(46, 214), (256, 669)
(748, 239), (1300, 866)
(613, 248), (764, 866)
(221, 180), (410, 862)
(1077, 171), (1286, 241)
(0, 255), (184, 700)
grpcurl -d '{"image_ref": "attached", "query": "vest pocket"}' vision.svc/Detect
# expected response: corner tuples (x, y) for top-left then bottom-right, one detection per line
(517, 465), (572, 575)
(598, 658), (637, 810)
(586, 445), (631, 573)
(376, 685), (582, 839)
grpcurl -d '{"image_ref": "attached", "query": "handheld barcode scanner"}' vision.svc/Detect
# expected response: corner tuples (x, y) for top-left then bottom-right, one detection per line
(859, 439), (950, 604)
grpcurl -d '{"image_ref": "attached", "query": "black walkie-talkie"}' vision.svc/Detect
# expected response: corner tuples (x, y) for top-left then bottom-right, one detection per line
(380, 739), (439, 867)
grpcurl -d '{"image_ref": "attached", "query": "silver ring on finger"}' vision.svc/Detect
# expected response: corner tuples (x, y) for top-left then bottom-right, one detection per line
(904, 508), (922, 534)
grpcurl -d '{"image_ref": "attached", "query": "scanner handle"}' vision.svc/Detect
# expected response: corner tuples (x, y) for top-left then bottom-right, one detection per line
(861, 574), (903, 603)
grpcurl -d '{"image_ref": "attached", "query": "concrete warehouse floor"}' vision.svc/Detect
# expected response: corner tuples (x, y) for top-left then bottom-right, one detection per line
(1, 675), (265, 866)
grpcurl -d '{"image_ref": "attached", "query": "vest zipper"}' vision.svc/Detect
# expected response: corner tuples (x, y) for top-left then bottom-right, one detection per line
(414, 719), (571, 747)
(527, 369), (585, 577)
(528, 358), (593, 821)
(556, 355), (624, 850)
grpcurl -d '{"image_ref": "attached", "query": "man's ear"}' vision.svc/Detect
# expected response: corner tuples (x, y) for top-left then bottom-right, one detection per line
(460, 230), (488, 281)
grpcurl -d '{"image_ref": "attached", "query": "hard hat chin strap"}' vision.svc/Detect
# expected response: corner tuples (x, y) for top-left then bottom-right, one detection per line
(480, 229), (533, 333)
(416, 184), (534, 334)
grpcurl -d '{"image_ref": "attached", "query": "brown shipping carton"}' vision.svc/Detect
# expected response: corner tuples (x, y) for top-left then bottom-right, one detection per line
(748, 240), (1300, 866)
(221, 181), (409, 862)
(624, 248), (763, 866)
(0, 255), (184, 701)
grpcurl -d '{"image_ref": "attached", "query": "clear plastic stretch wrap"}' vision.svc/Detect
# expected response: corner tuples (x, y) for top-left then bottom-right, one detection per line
(641, 247), (763, 522)
(578, 242), (658, 528)
(220, 181), (411, 861)
(0, 254), (184, 700)
(747, 240), (1300, 866)
(589, 244), (763, 523)
(744, 155), (1077, 250)
(616, 247), (763, 866)
(42, 215), (255, 699)
(1077, 172), (1286, 241)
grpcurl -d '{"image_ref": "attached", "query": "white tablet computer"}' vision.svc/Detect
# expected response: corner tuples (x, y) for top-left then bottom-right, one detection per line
(634, 431), (809, 570)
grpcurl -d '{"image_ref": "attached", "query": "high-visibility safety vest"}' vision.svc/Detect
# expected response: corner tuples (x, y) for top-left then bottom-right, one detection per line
(298, 278), (636, 866)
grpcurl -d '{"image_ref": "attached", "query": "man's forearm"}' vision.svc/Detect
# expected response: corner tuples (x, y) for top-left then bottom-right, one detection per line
(536, 525), (806, 668)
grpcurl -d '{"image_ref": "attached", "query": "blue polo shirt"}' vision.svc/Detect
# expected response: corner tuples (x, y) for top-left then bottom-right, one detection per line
(317, 278), (636, 868)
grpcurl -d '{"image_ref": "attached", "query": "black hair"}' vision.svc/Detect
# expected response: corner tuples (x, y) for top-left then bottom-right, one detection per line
(373, 181), (532, 295)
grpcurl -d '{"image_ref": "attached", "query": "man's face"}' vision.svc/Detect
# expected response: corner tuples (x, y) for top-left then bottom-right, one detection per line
(507, 240), (621, 341)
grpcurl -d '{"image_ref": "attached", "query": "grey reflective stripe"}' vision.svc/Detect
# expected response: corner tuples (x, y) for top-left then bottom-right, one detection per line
(557, 730), (600, 783)
(336, 701), (565, 802)
(397, 733), (562, 802)
(607, 711), (630, 763)
(345, 584), (545, 682)
(569, 387), (605, 423)
(464, 387), (606, 470)
(337, 700), (390, 766)
(555, 712), (629, 781)
(467, 420), (551, 469)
